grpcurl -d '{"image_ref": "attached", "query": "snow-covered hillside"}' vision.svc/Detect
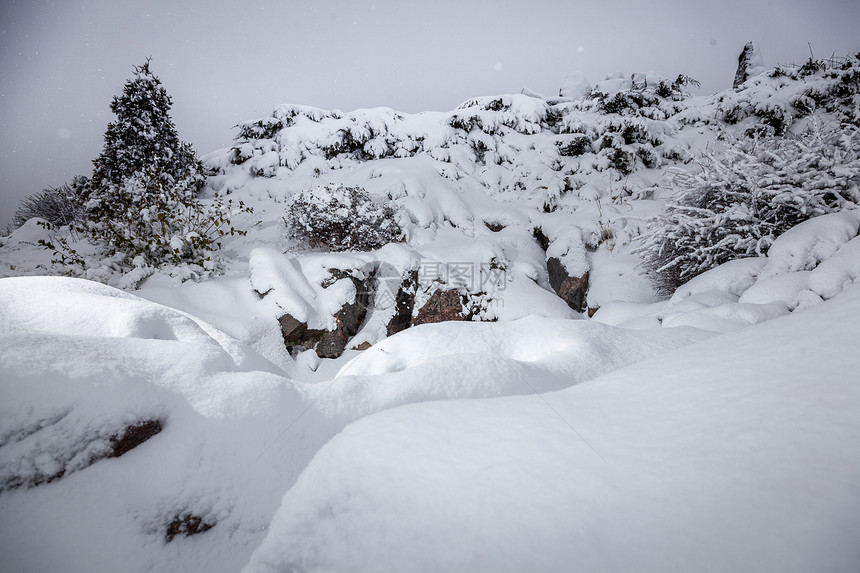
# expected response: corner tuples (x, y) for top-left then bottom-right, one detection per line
(1, 52), (859, 572)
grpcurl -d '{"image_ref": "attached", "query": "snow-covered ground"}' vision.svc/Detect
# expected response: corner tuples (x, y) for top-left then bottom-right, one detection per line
(248, 283), (860, 573)
(1, 273), (858, 572)
(1, 56), (859, 571)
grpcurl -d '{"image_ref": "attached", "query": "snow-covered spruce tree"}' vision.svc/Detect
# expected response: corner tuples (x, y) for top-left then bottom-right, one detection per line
(46, 59), (249, 276)
(286, 185), (402, 252)
(637, 124), (860, 294)
(85, 58), (204, 199)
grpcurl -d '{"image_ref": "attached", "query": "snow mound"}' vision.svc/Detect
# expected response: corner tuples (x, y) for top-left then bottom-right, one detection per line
(759, 210), (860, 280)
(0, 276), (324, 573)
(559, 71), (591, 99)
(668, 258), (767, 305)
(249, 247), (368, 330)
(316, 317), (710, 418)
(245, 284), (860, 573)
(738, 271), (812, 308)
(807, 235), (860, 299)
(0, 275), (712, 573)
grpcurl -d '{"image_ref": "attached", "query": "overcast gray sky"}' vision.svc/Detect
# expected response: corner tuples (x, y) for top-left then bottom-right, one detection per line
(1, 0), (858, 228)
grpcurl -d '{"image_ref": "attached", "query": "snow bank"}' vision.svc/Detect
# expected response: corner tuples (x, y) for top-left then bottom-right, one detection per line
(0, 277), (331, 573)
(759, 210), (860, 280)
(807, 235), (860, 299)
(315, 317), (711, 418)
(668, 257), (767, 305)
(246, 284), (860, 573)
(738, 271), (812, 308)
(0, 275), (712, 573)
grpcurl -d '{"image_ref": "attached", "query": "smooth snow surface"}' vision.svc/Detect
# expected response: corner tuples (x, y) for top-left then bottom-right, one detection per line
(0, 275), (710, 573)
(246, 285), (860, 573)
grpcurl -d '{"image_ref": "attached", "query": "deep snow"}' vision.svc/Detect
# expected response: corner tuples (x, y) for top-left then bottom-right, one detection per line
(1, 54), (860, 572)
(247, 284), (860, 573)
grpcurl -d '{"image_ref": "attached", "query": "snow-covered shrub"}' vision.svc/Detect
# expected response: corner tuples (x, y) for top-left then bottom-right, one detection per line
(76, 167), (249, 268)
(12, 178), (86, 229)
(286, 185), (402, 252)
(699, 54), (860, 138)
(638, 124), (860, 294)
(556, 134), (592, 157)
(588, 74), (698, 120)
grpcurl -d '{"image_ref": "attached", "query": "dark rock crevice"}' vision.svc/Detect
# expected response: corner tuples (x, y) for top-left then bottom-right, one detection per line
(278, 267), (375, 359)
(385, 269), (418, 337)
(546, 256), (589, 313)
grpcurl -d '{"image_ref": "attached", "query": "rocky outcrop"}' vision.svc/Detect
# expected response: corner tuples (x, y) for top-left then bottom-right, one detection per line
(385, 269), (418, 336)
(546, 256), (589, 313)
(316, 271), (374, 358)
(412, 288), (472, 326)
(0, 417), (164, 493)
(276, 262), (493, 357)
(278, 314), (325, 352)
(279, 267), (374, 359)
(733, 41), (765, 88)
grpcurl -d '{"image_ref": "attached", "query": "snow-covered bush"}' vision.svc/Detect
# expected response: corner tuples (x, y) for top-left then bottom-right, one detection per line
(638, 124), (860, 294)
(587, 74), (699, 120)
(286, 185), (402, 252)
(12, 178), (85, 229)
(77, 167), (249, 268)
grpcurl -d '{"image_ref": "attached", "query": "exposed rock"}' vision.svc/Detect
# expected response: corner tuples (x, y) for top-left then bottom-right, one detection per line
(278, 314), (325, 351)
(733, 41), (765, 88)
(320, 267), (360, 288)
(532, 226), (550, 251)
(520, 87), (546, 99)
(0, 417), (164, 493)
(353, 341), (373, 351)
(165, 513), (215, 542)
(386, 269), (418, 337)
(109, 419), (163, 458)
(316, 269), (374, 359)
(484, 220), (506, 232)
(277, 267), (375, 359)
(412, 288), (471, 326)
(316, 321), (348, 358)
(546, 256), (589, 312)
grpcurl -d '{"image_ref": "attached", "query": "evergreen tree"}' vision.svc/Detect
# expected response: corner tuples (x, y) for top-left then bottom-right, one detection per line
(84, 57), (204, 207)
(38, 59), (250, 279)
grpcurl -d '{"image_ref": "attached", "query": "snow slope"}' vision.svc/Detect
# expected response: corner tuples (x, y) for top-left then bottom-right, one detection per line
(246, 284), (860, 573)
(0, 275), (706, 572)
